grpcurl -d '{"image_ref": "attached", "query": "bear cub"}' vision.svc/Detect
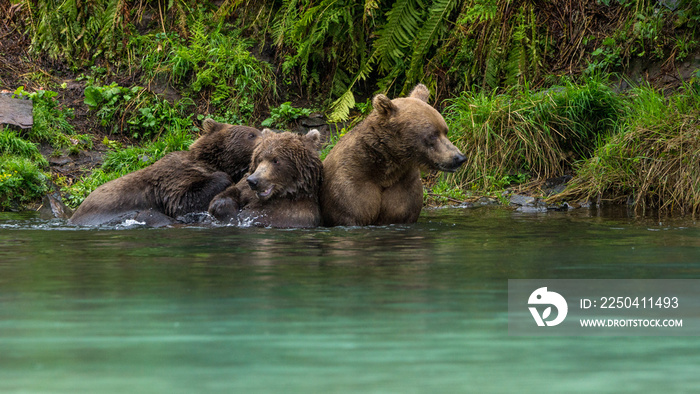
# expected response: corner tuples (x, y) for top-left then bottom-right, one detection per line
(320, 84), (466, 226)
(208, 129), (323, 228)
(70, 119), (261, 227)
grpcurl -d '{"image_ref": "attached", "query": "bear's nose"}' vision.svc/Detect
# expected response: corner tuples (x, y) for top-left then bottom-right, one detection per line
(453, 153), (467, 168)
(247, 176), (259, 189)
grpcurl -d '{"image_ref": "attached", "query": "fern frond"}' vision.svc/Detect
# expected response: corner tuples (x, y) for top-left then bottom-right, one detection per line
(271, 0), (300, 47)
(405, 0), (457, 88)
(328, 89), (356, 123)
(373, 0), (426, 73)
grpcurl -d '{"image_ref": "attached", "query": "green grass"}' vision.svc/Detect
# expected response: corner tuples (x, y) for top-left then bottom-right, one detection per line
(443, 76), (622, 192)
(557, 84), (700, 214)
(0, 155), (49, 210)
(424, 178), (469, 206)
(137, 20), (275, 123)
(0, 129), (47, 165)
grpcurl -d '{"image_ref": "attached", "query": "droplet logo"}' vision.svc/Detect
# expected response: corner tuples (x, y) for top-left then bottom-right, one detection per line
(528, 287), (568, 327)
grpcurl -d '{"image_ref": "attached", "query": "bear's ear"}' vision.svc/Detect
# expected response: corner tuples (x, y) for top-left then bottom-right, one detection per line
(373, 94), (397, 118)
(202, 118), (224, 134)
(409, 84), (430, 103)
(261, 128), (275, 139)
(304, 129), (322, 151)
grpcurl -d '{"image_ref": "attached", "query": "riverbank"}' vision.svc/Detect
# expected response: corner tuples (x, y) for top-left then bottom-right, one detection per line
(1, 1), (699, 216)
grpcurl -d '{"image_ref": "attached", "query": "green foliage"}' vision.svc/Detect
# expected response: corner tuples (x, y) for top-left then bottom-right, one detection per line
(138, 21), (274, 122)
(328, 89), (357, 123)
(482, 172), (530, 193)
(273, 0), (370, 89)
(25, 0), (200, 68)
(374, 0), (425, 74)
(269, 0), (460, 121)
(26, 0), (129, 66)
(62, 168), (121, 208)
(0, 155), (49, 210)
(84, 82), (196, 139)
(319, 127), (346, 162)
(84, 83), (142, 127)
(13, 88), (78, 148)
(440, 1), (545, 92)
(407, 0), (458, 89)
(424, 178), (467, 205)
(678, 0), (700, 30)
(444, 77), (622, 191)
(560, 85), (700, 213)
(0, 129), (47, 165)
(261, 102), (312, 129)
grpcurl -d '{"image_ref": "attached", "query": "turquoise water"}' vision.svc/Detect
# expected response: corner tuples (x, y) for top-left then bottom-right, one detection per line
(1, 207), (699, 393)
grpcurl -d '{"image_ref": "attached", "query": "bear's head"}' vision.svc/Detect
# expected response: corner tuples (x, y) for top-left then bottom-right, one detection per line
(371, 84), (466, 173)
(190, 119), (263, 181)
(246, 129), (323, 201)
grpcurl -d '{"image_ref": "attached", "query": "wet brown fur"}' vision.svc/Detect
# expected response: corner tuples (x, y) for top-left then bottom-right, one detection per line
(70, 119), (261, 226)
(208, 129), (323, 228)
(320, 84), (466, 226)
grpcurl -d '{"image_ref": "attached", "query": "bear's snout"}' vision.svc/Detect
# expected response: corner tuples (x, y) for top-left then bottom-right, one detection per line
(451, 153), (467, 169)
(435, 151), (466, 173)
(246, 170), (275, 199)
(247, 175), (259, 189)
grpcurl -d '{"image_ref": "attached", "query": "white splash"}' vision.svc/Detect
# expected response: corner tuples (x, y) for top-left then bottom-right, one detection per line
(118, 219), (146, 227)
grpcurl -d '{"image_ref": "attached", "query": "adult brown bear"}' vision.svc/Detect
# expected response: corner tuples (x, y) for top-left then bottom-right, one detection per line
(208, 129), (322, 228)
(69, 119), (261, 226)
(320, 84), (466, 226)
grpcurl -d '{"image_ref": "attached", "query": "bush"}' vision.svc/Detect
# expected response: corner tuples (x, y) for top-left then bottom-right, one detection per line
(0, 155), (49, 210)
(138, 21), (275, 122)
(84, 82), (197, 139)
(261, 102), (313, 129)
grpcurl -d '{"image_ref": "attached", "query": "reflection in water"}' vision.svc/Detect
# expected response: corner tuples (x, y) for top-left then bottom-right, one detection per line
(1, 207), (699, 392)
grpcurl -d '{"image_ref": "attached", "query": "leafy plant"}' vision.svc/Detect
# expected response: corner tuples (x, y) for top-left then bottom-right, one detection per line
(13, 88), (78, 148)
(261, 102), (312, 129)
(84, 83), (142, 127)
(0, 155), (49, 211)
(84, 82), (196, 139)
(139, 19), (275, 122)
(425, 178), (468, 205)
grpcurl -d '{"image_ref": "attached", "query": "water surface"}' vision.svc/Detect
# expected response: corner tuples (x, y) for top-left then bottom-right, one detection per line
(1, 207), (699, 393)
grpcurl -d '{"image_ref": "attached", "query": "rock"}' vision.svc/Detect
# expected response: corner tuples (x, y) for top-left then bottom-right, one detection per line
(545, 201), (575, 211)
(176, 212), (216, 225)
(509, 194), (535, 206)
(300, 113), (326, 128)
(543, 175), (572, 195)
(38, 192), (73, 220)
(49, 156), (72, 166)
(477, 197), (499, 206)
(0, 96), (33, 129)
(516, 205), (548, 213)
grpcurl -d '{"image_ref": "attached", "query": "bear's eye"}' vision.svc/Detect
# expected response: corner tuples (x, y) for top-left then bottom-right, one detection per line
(272, 158), (279, 165)
(426, 133), (438, 147)
(248, 133), (256, 139)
